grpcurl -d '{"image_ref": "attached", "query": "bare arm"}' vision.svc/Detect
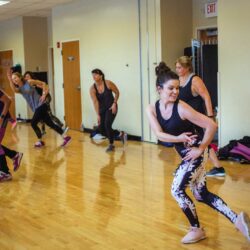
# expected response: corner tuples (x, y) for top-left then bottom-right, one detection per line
(192, 76), (213, 116)
(28, 79), (49, 98)
(106, 80), (119, 103)
(89, 86), (99, 116)
(146, 104), (196, 143)
(0, 90), (11, 126)
(7, 69), (20, 93)
(179, 100), (217, 152)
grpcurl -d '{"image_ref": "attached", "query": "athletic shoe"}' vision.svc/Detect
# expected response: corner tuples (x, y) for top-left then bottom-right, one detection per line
(206, 167), (226, 177)
(106, 144), (115, 152)
(11, 120), (17, 130)
(62, 126), (69, 137)
(235, 212), (250, 241)
(0, 171), (12, 182)
(61, 136), (71, 147)
(13, 152), (23, 172)
(120, 131), (128, 146)
(34, 141), (45, 148)
(181, 227), (206, 244)
(92, 134), (106, 140)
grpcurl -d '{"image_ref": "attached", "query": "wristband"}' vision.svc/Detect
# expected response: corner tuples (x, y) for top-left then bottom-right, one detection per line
(207, 115), (214, 118)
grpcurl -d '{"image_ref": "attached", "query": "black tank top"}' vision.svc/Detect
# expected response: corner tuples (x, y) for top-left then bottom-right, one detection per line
(94, 81), (114, 114)
(155, 99), (197, 155)
(179, 74), (205, 114)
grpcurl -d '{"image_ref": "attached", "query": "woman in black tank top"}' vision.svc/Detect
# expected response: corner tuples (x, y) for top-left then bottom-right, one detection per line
(176, 56), (225, 177)
(90, 69), (126, 152)
(146, 62), (250, 244)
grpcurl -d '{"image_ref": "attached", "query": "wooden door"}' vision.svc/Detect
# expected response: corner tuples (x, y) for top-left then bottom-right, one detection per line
(62, 41), (82, 130)
(0, 50), (15, 117)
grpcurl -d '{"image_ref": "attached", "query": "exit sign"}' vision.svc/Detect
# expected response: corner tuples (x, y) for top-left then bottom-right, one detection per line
(205, 2), (217, 18)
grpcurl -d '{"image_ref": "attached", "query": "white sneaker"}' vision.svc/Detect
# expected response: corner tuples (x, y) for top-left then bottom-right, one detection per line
(92, 134), (106, 140)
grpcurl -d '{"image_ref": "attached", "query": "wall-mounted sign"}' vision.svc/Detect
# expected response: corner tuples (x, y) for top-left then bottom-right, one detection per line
(205, 2), (217, 18)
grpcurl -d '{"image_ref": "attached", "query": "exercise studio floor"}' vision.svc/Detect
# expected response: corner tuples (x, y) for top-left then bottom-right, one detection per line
(1, 124), (250, 250)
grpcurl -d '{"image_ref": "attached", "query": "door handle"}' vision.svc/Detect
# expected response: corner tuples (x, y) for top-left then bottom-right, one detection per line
(76, 85), (81, 91)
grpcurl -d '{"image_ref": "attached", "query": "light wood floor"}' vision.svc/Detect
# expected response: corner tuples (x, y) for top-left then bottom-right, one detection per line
(1, 124), (250, 250)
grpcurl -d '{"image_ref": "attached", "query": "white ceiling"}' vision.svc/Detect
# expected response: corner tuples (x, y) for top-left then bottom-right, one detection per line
(0, 0), (77, 22)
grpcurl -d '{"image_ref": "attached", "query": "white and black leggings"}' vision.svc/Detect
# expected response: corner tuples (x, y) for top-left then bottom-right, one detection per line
(171, 145), (238, 227)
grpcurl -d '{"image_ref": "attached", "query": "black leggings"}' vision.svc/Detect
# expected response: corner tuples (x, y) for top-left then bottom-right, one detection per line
(0, 118), (13, 173)
(31, 104), (64, 139)
(99, 110), (119, 144)
(2, 145), (17, 159)
(41, 103), (64, 129)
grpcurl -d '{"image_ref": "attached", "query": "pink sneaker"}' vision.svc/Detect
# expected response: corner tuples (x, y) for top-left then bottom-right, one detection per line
(181, 227), (206, 244)
(34, 141), (45, 148)
(0, 171), (12, 182)
(13, 152), (23, 172)
(61, 136), (71, 147)
(235, 212), (250, 241)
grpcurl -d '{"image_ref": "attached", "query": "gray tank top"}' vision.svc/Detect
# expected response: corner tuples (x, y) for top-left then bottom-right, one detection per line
(19, 81), (42, 112)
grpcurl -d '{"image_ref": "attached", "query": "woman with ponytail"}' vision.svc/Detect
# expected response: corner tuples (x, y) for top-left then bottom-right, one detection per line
(146, 62), (250, 244)
(175, 56), (225, 177)
(90, 69), (126, 152)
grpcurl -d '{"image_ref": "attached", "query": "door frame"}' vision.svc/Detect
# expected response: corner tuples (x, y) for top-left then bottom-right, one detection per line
(61, 39), (83, 129)
(0, 48), (16, 117)
(195, 25), (218, 40)
(48, 46), (55, 113)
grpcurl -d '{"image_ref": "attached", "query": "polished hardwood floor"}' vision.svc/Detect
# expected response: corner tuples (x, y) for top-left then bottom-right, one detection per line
(1, 124), (250, 250)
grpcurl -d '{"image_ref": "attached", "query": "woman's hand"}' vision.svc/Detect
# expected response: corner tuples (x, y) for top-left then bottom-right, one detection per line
(97, 115), (101, 125)
(182, 147), (204, 161)
(109, 103), (117, 114)
(177, 132), (197, 143)
(39, 94), (46, 103)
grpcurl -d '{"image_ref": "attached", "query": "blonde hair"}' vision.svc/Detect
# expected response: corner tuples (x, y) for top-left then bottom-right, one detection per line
(12, 72), (24, 82)
(175, 56), (193, 73)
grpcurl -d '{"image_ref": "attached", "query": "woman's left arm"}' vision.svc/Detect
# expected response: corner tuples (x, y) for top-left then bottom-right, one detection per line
(192, 76), (214, 117)
(0, 90), (11, 126)
(107, 80), (120, 114)
(107, 80), (120, 103)
(179, 101), (217, 160)
(28, 79), (49, 101)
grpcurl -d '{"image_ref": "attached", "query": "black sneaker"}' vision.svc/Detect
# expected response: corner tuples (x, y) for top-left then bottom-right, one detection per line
(106, 144), (115, 152)
(206, 167), (226, 177)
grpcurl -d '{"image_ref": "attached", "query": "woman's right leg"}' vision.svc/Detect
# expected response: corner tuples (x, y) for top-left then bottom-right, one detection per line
(41, 105), (71, 146)
(2, 145), (23, 172)
(0, 120), (12, 181)
(104, 110), (116, 152)
(2, 145), (17, 158)
(31, 108), (43, 140)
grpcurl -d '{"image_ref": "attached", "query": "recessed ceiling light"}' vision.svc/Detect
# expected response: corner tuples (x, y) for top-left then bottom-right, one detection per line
(0, 1), (10, 7)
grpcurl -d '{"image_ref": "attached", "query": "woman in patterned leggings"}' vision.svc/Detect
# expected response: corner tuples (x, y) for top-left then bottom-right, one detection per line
(146, 62), (250, 244)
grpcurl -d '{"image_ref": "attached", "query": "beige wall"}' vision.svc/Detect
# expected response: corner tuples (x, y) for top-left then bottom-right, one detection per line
(192, 0), (217, 37)
(218, 0), (250, 146)
(52, 0), (161, 138)
(23, 16), (48, 72)
(161, 0), (192, 69)
(0, 17), (28, 118)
